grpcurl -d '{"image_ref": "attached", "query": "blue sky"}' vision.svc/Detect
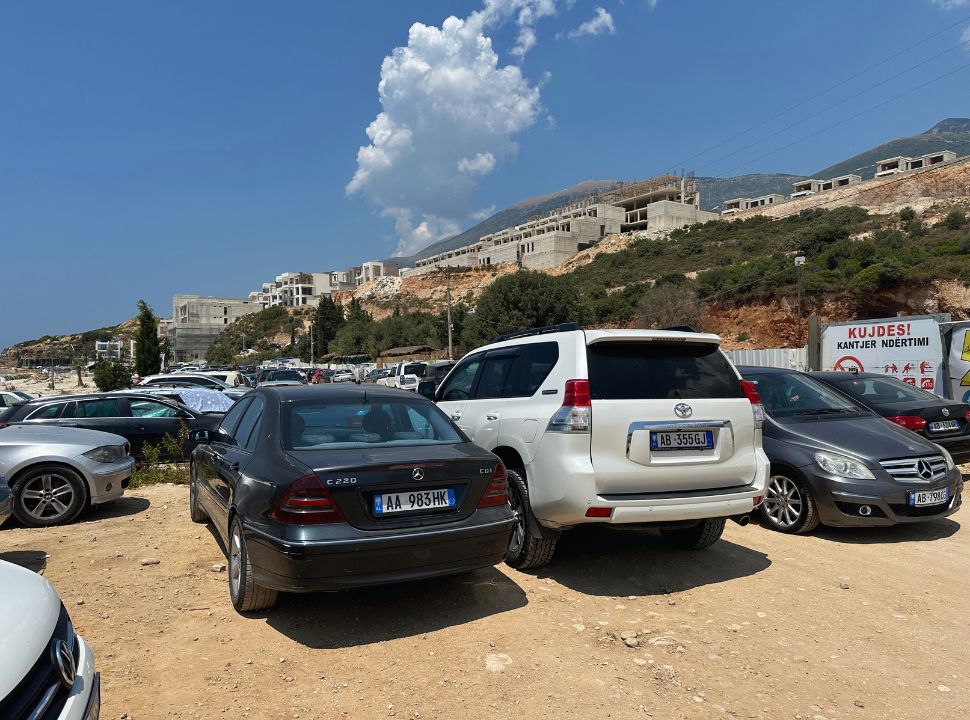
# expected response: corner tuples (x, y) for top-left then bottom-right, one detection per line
(2, 0), (969, 350)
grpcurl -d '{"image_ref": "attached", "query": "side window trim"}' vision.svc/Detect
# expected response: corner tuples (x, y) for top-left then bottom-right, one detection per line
(237, 397), (265, 452)
(218, 398), (252, 443)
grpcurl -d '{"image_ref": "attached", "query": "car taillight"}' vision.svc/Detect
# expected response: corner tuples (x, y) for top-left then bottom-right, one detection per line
(478, 462), (509, 508)
(547, 379), (592, 433)
(886, 415), (927, 431)
(740, 379), (765, 428)
(965, 409), (970, 424)
(272, 474), (345, 524)
(0, 422), (7, 429)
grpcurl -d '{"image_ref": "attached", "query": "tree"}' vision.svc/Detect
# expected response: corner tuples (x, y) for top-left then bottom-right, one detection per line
(134, 300), (161, 376)
(313, 296), (345, 354)
(93, 360), (131, 391)
(462, 270), (590, 347)
(635, 284), (706, 330)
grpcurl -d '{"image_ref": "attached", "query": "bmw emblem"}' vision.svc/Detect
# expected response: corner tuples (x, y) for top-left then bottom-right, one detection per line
(412, 468), (425, 481)
(674, 403), (693, 419)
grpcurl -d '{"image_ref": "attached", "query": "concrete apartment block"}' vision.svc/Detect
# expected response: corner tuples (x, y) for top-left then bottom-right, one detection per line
(356, 261), (400, 285)
(167, 294), (259, 362)
(876, 150), (957, 178)
(722, 194), (787, 215)
(820, 174), (861, 190)
(609, 176), (716, 231)
(632, 200), (719, 231)
(791, 179), (823, 198)
(875, 157), (908, 178)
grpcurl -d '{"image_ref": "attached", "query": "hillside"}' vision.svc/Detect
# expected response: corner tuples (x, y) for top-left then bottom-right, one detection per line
(696, 173), (801, 211)
(813, 118), (970, 179)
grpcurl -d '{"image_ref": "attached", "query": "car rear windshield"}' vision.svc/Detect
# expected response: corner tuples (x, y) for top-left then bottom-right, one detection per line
(745, 371), (861, 417)
(587, 341), (743, 400)
(268, 370), (304, 382)
(830, 375), (940, 405)
(402, 363), (426, 376)
(283, 398), (463, 450)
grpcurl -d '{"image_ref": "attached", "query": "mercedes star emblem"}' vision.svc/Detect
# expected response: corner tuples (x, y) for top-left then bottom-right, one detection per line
(674, 403), (693, 419)
(52, 639), (76, 690)
(412, 468), (425, 481)
(917, 459), (934, 480)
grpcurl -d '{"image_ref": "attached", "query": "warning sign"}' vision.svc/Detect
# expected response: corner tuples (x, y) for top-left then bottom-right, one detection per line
(821, 317), (944, 395)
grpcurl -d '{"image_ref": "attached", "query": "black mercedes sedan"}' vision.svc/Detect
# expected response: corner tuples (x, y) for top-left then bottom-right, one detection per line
(738, 367), (963, 533)
(811, 371), (970, 463)
(188, 385), (515, 612)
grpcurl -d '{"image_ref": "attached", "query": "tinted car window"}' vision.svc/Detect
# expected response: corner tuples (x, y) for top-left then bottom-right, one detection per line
(505, 342), (558, 397)
(439, 355), (482, 401)
(219, 398), (252, 440)
(587, 342), (744, 400)
(70, 398), (125, 418)
(27, 403), (65, 420)
(284, 398), (461, 450)
(832, 376), (939, 404)
(267, 369), (304, 383)
(475, 354), (516, 399)
(130, 399), (179, 418)
(746, 372), (860, 417)
(235, 397), (264, 451)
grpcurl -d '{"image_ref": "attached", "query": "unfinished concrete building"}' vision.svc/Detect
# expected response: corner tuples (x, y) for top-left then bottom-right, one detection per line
(600, 176), (718, 232)
(356, 261), (400, 286)
(875, 150), (957, 178)
(166, 295), (259, 362)
(722, 194), (787, 215)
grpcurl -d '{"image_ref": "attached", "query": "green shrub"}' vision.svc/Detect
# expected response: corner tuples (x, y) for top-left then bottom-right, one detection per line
(849, 262), (903, 297)
(92, 360), (131, 391)
(942, 208), (967, 231)
(899, 207), (916, 222)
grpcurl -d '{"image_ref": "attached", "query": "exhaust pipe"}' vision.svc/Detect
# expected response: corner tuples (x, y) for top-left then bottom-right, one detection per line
(730, 514), (751, 526)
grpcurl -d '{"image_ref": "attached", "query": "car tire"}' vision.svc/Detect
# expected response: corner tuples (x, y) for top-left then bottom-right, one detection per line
(188, 464), (208, 524)
(660, 517), (726, 550)
(11, 464), (89, 527)
(228, 516), (277, 613)
(505, 468), (557, 570)
(759, 472), (819, 534)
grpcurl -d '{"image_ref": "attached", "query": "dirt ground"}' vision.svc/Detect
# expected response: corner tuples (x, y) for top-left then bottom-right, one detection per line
(1, 483), (967, 720)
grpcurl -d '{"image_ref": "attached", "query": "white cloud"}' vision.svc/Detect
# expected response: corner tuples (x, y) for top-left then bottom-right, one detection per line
(963, 24), (970, 53)
(567, 7), (615, 38)
(348, 2), (559, 256)
(471, 205), (497, 221)
(458, 152), (497, 174)
(932, 0), (970, 8)
(646, 0), (659, 8)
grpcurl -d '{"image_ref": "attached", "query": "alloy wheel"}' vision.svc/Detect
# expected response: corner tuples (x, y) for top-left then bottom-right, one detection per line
(507, 483), (526, 558)
(229, 524), (243, 600)
(763, 475), (803, 529)
(20, 473), (75, 521)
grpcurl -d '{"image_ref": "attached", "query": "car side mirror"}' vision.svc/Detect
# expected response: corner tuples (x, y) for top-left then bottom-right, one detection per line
(190, 429), (211, 443)
(417, 381), (436, 401)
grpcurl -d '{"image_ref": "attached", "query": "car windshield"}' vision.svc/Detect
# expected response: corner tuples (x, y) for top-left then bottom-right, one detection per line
(283, 398), (462, 450)
(268, 370), (304, 382)
(745, 371), (862, 417)
(830, 375), (941, 405)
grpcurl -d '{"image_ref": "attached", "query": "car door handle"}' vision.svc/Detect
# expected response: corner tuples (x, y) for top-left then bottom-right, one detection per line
(486, 414), (499, 421)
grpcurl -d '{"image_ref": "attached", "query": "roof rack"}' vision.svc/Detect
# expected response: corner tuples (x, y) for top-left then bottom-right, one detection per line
(490, 322), (581, 344)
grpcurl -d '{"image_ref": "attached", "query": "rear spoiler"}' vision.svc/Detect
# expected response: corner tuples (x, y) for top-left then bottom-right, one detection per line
(585, 331), (722, 346)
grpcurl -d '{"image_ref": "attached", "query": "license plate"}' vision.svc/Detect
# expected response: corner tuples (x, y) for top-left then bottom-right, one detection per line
(909, 488), (949, 507)
(650, 430), (714, 451)
(928, 420), (959, 432)
(374, 488), (456, 515)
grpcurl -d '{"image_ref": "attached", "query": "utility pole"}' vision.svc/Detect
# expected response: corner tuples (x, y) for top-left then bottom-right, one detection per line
(443, 266), (454, 360)
(310, 323), (315, 367)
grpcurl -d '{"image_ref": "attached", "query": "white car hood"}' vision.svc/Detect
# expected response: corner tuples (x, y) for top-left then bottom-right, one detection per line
(0, 424), (125, 447)
(0, 559), (61, 698)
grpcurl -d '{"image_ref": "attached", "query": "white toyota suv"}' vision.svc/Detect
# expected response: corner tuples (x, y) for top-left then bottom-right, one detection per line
(429, 324), (770, 568)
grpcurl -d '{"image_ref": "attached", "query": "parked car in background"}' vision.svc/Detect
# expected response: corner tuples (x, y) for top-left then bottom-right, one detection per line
(332, 369), (356, 384)
(311, 368), (334, 384)
(0, 558), (101, 717)
(138, 373), (249, 399)
(363, 368), (391, 384)
(188, 385), (514, 612)
(811, 371), (970, 463)
(0, 392), (222, 460)
(0, 483), (11, 526)
(200, 370), (247, 387)
(739, 366), (963, 533)
(0, 424), (132, 526)
(0, 390), (32, 407)
(431, 324), (769, 568)
(378, 362), (427, 392)
(418, 361), (456, 395)
(115, 386), (234, 415)
(257, 369), (307, 386)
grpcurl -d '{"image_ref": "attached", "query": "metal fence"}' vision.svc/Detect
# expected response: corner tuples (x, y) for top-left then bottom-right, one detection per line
(725, 347), (808, 371)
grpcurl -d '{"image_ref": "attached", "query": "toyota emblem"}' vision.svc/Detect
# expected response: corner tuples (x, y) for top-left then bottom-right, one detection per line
(52, 639), (76, 690)
(674, 403), (693, 419)
(917, 459), (934, 480)
(412, 468), (425, 481)
(942, 408), (950, 417)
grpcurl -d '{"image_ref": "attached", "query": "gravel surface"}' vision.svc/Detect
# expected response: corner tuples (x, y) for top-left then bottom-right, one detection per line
(1, 483), (966, 719)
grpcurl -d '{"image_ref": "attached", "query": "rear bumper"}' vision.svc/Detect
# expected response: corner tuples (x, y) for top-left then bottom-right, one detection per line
(528, 434), (770, 528)
(806, 466), (963, 527)
(244, 514), (514, 592)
